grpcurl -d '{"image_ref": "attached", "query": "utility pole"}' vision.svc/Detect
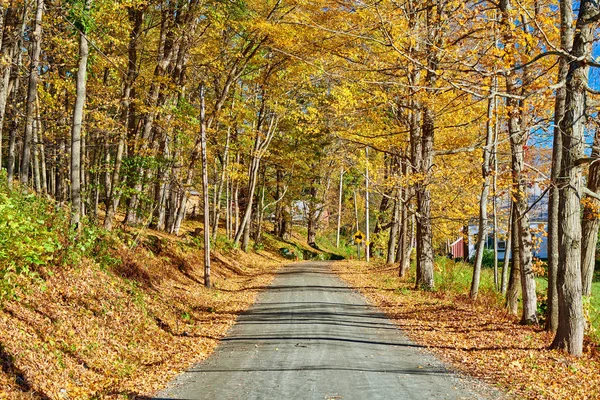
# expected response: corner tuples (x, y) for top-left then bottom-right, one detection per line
(365, 147), (370, 262)
(336, 167), (344, 248)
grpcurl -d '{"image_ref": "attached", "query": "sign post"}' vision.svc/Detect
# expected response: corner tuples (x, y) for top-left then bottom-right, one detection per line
(354, 231), (364, 259)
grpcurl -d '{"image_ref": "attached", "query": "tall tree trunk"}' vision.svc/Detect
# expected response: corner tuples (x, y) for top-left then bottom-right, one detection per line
(547, 0), (574, 333)
(414, 1), (440, 289)
(124, 9), (178, 225)
(199, 85), (211, 288)
(32, 113), (41, 192)
(0, 5), (20, 169)
(506, 204), (521, 316)
(212, 126), (230, 239)
(70, 0), (91, 227)
(104, 7), (142, 230)
(387, 195), (400, 265)
(353, 190), (359, 232)
(19, 0), (43, 186)
(501, 199), (513, 296)
(581, 135), (600, 296)
(336, 167), (344, 248)
(470, 87), (496, 299)
(233, 114), (278, 249)
(416, 105), (435, 289)
(365, 147), (371, 262)
(6, 63), (20, 185)
(550, 0), (596, 356)
(500, 0), (537, 325)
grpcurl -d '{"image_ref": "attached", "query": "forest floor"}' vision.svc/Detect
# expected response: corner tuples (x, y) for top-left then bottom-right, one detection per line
(333, 260), (600, 400)
(0, 221), (319, 399)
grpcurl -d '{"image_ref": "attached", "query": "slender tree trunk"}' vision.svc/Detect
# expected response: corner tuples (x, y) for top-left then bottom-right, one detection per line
(212, 126), (230, 240)
(416, 105), (435, 289)
(19, 0), (43, 186)
(581, 136), (600, 295)
(547, 0), (574, 333)
(499, 0), (537, 325)
(307, 187), (317, 247)
(501, 199), (513, 296)
(233, 115), (278, 249)
(353, 190), (359, 232)
(550, 0), (596, 356)
(336, 167), (344, 248)
(492, 83), (499, 291)
(226, 175), (231, 239)
(104, 7), (142, 231)
(6, 63), (20, 185)
(234, 174), (240, 236)
(199, 85), (211, 288)
(32, 115), (41, 192)
(387, 195), (400, 264)
(506, 204), (521, 316)
(0, 6), (20, 169)
(70, 0), (91, 227)
(470, 87), (496, 299)
(365, 147), (371, 262)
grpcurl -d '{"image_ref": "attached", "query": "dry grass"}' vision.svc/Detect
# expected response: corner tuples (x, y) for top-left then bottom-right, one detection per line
(333, 260), (600, 400)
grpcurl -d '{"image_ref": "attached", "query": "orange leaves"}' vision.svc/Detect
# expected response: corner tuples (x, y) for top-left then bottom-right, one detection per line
(334, 260), (600, 400)
(0, 234), (286, 399)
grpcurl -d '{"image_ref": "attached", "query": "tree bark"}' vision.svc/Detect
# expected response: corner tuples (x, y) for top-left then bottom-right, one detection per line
(0, 5), (20, 169)
(499, 0), (537, 325)
(506, 204), (521, 316)
(104, 7), (143, 231)
(387, 195), (400, 265)
(199, 85), (211, 288)
(233, 113), (278, 249)
(70, 0), (92, 227)
(470, 87), (496, 299)
(336, 167), (344, 248)
(501, 198), (513, 296)
(581, 135), (600, 296)
(547, 0), (574, 333)
(212, 126), (230, 240)
(365, 147), (371, 262)
(550, 0), (596, 356)
(19, 0), (43, 186)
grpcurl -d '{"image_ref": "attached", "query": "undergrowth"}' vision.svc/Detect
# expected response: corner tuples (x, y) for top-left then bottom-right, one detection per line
(0, 176), (119, 301)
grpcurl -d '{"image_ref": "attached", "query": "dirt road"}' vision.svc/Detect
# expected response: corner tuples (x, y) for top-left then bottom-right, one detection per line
(155, 261), (501, 400)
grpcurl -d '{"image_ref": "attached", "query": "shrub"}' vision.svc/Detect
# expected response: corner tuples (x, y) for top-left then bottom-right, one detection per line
(0, 180), (64, 300)
(470, 248), (496, 268)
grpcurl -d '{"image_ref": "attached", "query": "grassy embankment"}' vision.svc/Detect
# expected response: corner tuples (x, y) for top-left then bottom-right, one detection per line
(333, 257), (600, 400)
(0, 182), (319, 399)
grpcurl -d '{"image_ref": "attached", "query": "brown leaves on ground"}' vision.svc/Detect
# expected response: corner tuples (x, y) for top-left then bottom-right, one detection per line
(333, 261), (600, 400)
(0, 233), (285, 399)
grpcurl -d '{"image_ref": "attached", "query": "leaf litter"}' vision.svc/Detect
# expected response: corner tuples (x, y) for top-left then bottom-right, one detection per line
(333, 260), (600, 400)
(0, 231), (286, 399)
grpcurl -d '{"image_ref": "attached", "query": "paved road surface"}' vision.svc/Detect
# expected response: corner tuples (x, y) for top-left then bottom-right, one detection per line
(155, 261), (500, 400)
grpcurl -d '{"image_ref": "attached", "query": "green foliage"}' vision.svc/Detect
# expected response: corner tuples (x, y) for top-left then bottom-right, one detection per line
(469, 248), (496, 268)
(66, 0), (96, 34)
(0, 179), (64, 300)
(586, 283), (600, 343)
(0, 175), (121, 302)
(314, 231), (355, 260)
(435, 256), (500, 301)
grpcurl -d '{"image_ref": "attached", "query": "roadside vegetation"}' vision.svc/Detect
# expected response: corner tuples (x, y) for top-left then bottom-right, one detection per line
(334, 260), (600, 400)
(0, 179), (308, 398)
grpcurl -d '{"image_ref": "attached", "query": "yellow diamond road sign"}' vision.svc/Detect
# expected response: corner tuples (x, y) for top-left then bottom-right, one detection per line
(354, 231), (364, 244)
